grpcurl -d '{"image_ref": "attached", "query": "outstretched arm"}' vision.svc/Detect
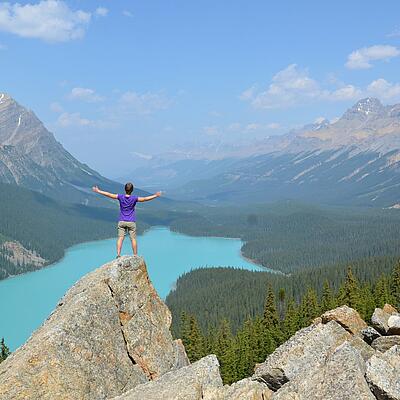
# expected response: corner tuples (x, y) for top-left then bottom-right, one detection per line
(92, 186), (118, 199)
(138, 191), (162, 202)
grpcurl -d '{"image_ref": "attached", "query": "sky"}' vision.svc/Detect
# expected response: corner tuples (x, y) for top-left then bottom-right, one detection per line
(1, 0), (400, 176)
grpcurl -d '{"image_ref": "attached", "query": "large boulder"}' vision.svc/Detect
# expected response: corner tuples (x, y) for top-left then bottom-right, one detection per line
(0, 256), (188, 400)
(321, 305), (367, 334)
(111, 355), (223, 400)
(372, 336), (400, 353)
(271, 342), (375, 400)
(371, 305), (399, 334)
(387, 315), (400, 335)
(203, 378), (273, 400)
(253, 321), (350, 391)
(366, 345), (400, 399)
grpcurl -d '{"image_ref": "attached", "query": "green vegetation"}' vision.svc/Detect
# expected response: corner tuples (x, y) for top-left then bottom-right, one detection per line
(169, 202), (400, 273)
(177, 262), (400, 384)
(0, 338), (10, 363)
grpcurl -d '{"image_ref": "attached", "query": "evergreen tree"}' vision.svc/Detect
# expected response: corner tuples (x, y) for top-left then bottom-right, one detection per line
(263, 285), (283, 344)
(282, 298), (300, 340)
(299, 288), (320, 327)
(321, 280), (336, 312)
(0, 338), (10, 363)
(214, 319), (237, 384)
(337, 267), (360, 310)
(374, 275), (393, 308)
(182, 315), (205, 362)
(390, 261), (400, 309)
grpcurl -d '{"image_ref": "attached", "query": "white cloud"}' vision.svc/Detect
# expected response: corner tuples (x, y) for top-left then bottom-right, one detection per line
(345, 45), (400, 69)
(329, 85), (362, 101)
(0, 0), (91, 42)
(119, 91), (170, 115)
(242, 64), (323, 109)
(367, 78), (400, 100)
(69, 87), (104, 102)
(241, 64), (364, 109)
(123, 10), (133, 18)
(95, 7), (108, 17)
(57, 112), (94, 127)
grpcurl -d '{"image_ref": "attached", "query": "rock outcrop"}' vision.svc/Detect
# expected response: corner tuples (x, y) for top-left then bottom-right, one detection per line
(253, 304), (400, 400)
(0, 256), (189, 400)
(2, 255), (400, 400)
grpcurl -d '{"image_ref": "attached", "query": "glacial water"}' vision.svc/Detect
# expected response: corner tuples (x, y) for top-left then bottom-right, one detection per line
(0, 227), (263, 351)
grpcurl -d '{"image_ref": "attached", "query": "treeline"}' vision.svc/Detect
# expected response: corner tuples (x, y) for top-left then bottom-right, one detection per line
(169, 202), (400, 273)
(166, 255), (399, 334)
(178, 262), (400, 384)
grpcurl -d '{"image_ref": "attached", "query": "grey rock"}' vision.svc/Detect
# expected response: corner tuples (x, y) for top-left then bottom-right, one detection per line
(321, 305), (367, 334)
(372, 335), (400, 353)
(361, 326), (381, 345)
(348, 335), (376, 361)
(371, 308), (391, 334)
(111, 355), (223, 400)
(371, 306), (399, 334)
(366, 345), (400, 400)
(203, 378), (273, 400)
(253, 321), (350, 391)
(272, 341), (375, 400)
(172, 339), (190, 370)
(387, 315), (400, 335)
(0, 256), (180, 400)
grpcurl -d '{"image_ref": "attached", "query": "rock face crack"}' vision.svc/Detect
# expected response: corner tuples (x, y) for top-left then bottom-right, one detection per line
(105, 280), (137, 367)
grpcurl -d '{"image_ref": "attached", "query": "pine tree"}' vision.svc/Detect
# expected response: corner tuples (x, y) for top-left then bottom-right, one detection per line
(337, 267), (360, 310)
(374, 275), (393, 308)
(390, 261), (400, 309)
(0, 338), (10, 363)
(182, 315), (205, 362)
(282, 298), (300, 340)
(263, 285), (283, 344)
(321, 280), (336, 312)
(299, 288), (320, 327)
(214, 319), (237, 384)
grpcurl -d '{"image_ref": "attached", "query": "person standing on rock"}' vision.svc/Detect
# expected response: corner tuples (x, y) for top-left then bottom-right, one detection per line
(92, 183), (161, 257)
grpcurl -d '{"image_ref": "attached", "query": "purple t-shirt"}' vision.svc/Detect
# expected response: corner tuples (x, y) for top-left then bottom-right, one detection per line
(117, 194), (139, 222)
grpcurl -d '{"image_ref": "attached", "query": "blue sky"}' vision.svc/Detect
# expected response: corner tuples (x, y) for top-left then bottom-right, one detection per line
(1, 0), (400, 176)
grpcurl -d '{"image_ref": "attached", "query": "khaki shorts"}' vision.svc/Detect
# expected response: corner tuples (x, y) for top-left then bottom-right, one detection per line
(117, 221), (137, 240)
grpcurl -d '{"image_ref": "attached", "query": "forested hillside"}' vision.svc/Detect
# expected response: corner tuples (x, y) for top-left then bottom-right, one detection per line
(0, 183), (130, 279)
(173, 261), (400, 384)
(170, 202), (400, 273)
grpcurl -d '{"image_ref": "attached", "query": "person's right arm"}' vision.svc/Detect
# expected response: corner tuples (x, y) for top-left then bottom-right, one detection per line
(92, 186), (118, 199)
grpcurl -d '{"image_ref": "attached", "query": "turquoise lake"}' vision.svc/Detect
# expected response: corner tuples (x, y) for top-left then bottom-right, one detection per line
(0, 227), (263, 351)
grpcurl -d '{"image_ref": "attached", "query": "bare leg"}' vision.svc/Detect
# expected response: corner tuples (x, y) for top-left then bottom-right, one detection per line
(117, 236), (124, 257)
(131, 237), (137, 255)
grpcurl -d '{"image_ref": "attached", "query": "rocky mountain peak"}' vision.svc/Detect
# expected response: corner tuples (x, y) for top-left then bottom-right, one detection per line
(342, 97), (385, 120)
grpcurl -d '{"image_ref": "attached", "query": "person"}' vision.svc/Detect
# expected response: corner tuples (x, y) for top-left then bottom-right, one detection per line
(92, 182), (161, 257)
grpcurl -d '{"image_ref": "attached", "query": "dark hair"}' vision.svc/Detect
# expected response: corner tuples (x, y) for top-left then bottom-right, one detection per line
(125, 182), (134, 195)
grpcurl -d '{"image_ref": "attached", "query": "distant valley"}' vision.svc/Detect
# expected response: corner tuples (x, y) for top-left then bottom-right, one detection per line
(127, 98), (400, 207)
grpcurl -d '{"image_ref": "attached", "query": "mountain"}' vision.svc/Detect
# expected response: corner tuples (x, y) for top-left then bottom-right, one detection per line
(0, 93), (145, 205)
(128, 98), (400, 207)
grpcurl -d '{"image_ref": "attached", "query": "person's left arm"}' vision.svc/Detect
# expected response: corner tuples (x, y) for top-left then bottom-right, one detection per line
(138, 192), (162, 202)
(92, 186), (118, 199)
